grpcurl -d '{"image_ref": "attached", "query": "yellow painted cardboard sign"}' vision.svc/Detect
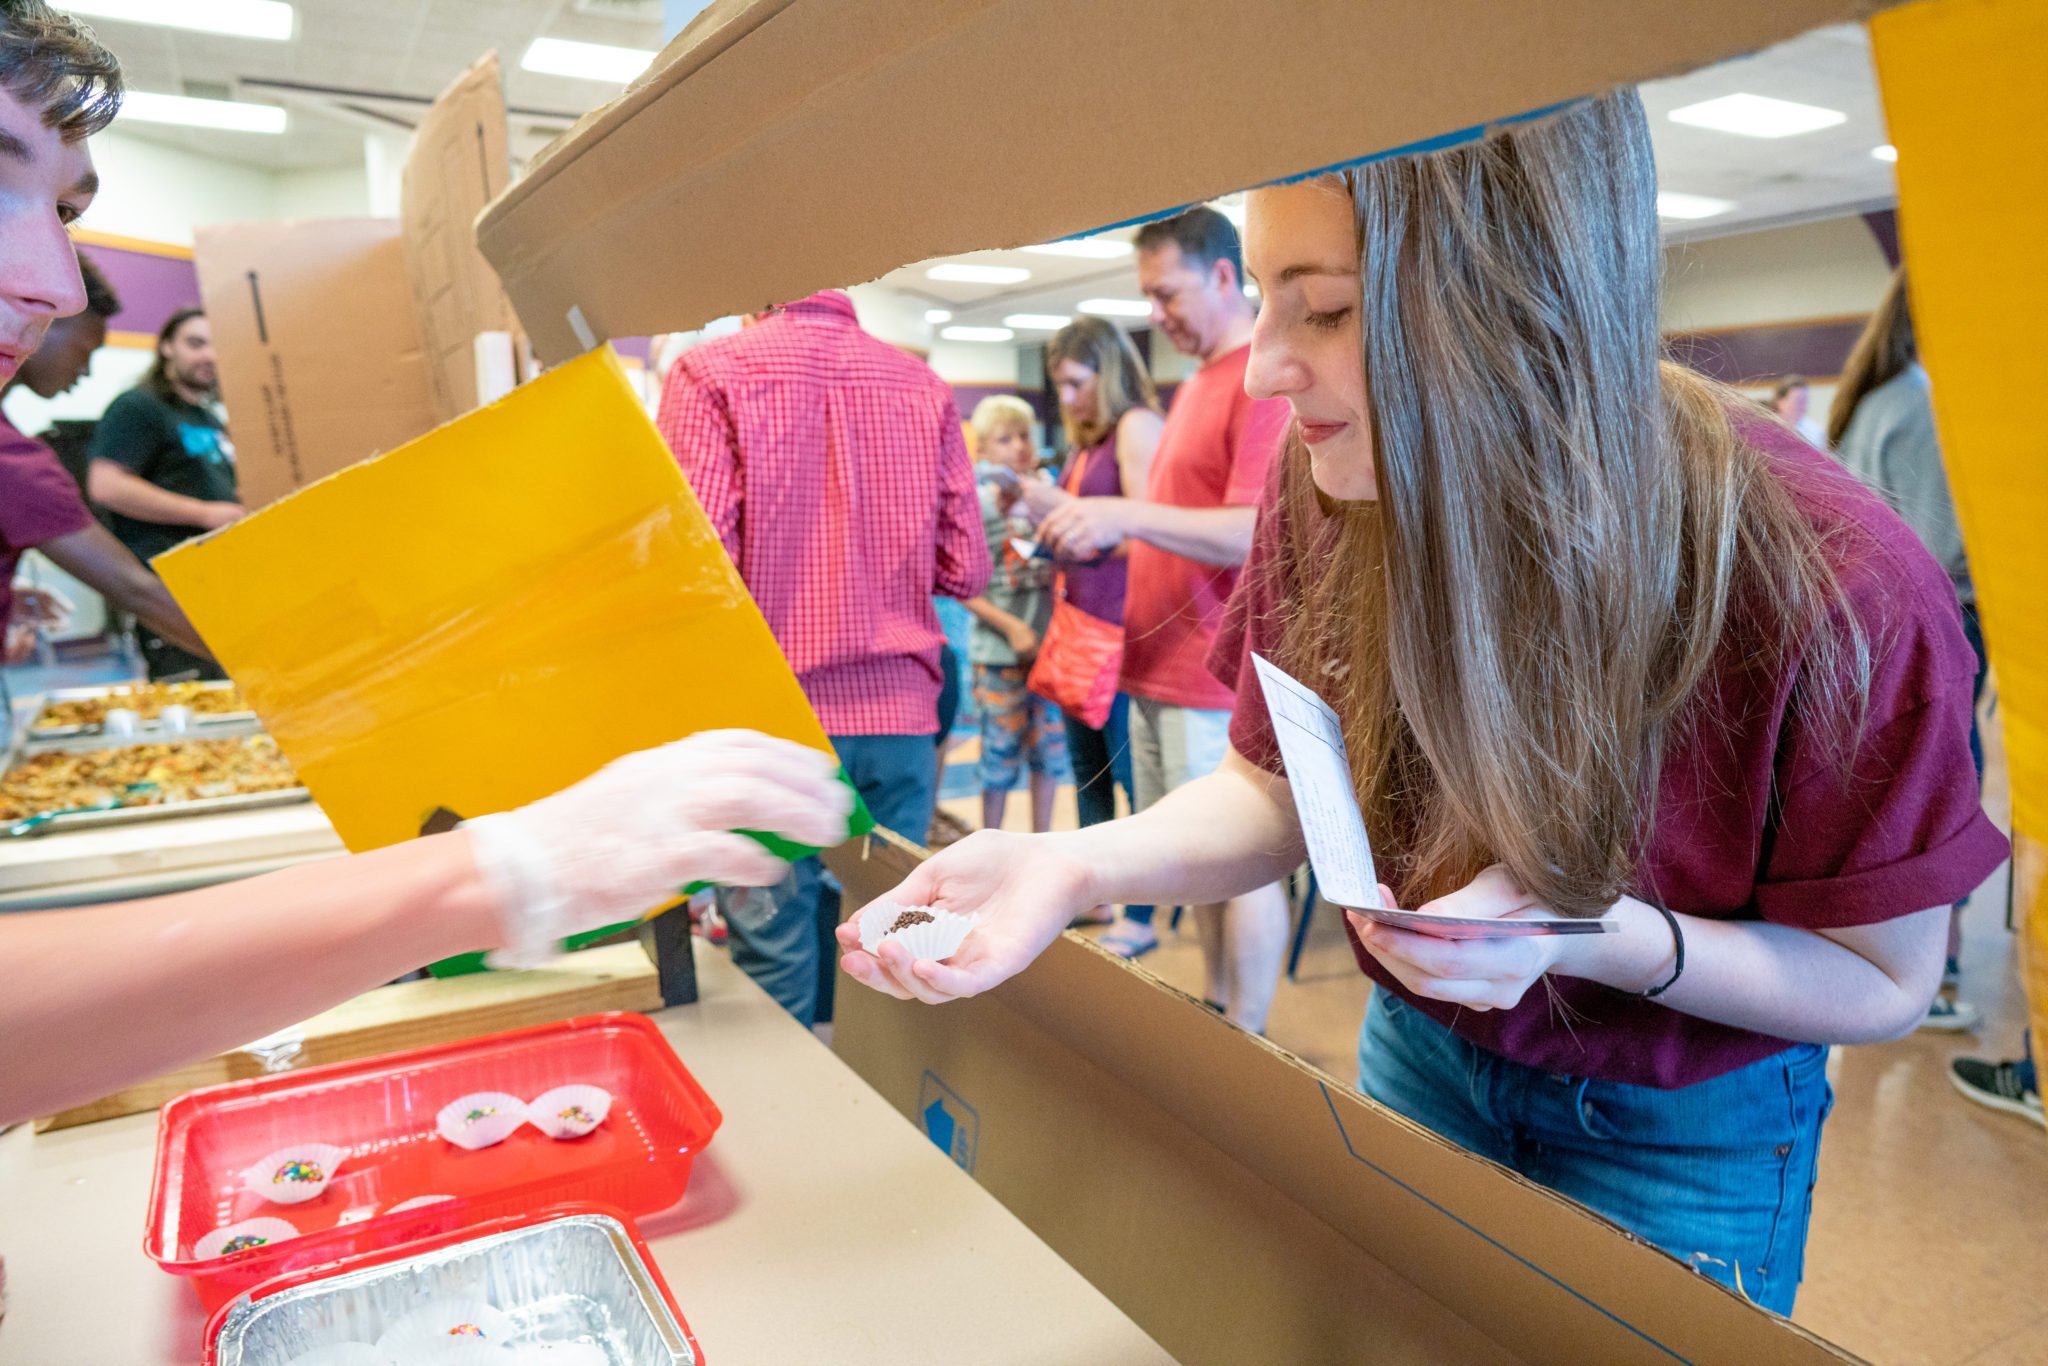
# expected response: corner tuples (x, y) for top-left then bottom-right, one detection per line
(158, 346), (838, 854)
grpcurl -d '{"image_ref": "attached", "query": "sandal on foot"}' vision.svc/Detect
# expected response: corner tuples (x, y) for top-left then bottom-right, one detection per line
(1097, 922), (1159, 960)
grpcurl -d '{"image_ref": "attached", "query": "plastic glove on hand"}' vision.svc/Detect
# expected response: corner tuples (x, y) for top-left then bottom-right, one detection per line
(465, 730), (855, 965)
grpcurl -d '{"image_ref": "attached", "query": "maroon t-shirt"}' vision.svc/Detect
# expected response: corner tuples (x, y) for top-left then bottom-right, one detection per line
(1210, 414), (2009, 1089)
(0, 412), (94, 630)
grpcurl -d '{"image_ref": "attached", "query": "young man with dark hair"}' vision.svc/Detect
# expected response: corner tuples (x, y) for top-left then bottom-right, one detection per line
(85, 304), (239, 677)
(1036, 205), (1293, 1030)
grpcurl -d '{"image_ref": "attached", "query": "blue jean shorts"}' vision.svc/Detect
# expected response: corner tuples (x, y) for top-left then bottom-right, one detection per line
(1357, 988), (1832, 1315)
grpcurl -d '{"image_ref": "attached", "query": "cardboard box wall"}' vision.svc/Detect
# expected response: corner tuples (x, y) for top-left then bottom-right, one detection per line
(828, 830), (1860, 1366)
(193, 218), (434, 512)
(195, 52), (518, 509)
(476, 0), (1901, 362)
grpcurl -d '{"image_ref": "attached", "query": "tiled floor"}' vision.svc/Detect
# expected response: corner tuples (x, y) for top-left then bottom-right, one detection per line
(937, 696), (2047, 1366)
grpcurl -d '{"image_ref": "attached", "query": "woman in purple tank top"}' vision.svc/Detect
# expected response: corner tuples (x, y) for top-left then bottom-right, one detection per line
(1026, 319), (1163, 844)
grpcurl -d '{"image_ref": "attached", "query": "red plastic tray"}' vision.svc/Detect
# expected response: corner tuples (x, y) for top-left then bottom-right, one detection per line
(200, 1202), (705, 1365)
(147, 1012), (720, 1311)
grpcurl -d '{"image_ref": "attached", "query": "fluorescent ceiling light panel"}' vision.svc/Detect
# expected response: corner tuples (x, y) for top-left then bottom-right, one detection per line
(1872, 144), (1899, 162)
(521, 37), (656, 84)
(924, 309), (953, 324)
(927, 263), (1031, 285)
(62, 0), (294, 41)
(1077, 298), (1152, 318)
(941, 325), (1015, 343)
(1021, 238), (1131, 259)
(1666, 93), (1847, 139)
(119, 91), (287, 134)
(1003, 313), (1071, 330)
(1655, 191), (1735, 220)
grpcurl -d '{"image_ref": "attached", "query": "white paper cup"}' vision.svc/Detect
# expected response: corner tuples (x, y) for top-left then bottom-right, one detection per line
(436, 1092), (529, 1150)
(527, 1084), (612, 1140)
(514, 1345), (609, 1365)
(101, 707), (138, 736)
(158, 704), (195, 733)
(283, 1346), (390, 1366)
(856, 900), (976, 961)
(243, 1144), (347, 1206)
(195, 1215), (301, 1260)
(375, 1297), (516, 1357)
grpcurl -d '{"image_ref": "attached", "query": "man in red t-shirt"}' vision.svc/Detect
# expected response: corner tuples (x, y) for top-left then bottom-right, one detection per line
(2, 250), (209, 665)
(1036, 208), (1292, 1030)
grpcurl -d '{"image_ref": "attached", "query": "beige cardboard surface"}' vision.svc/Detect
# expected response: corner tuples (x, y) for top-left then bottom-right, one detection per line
(400, 50), (521, 424)
(193, 219), (436, 510)
(478, 0), (1899, 361)
(828, 831), (1862, 1366)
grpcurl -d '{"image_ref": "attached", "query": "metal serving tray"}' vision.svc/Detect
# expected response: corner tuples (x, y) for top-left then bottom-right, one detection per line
(24, 680), (257, 742)
(207, 1211), (698, 1366)
(0, 729), (309, 839)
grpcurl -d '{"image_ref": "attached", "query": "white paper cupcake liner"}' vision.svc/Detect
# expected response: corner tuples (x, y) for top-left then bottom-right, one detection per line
(436, 1092), (530, 1150)
(856, 900), (976, 961)
(386, 1193), (458, 1214)
(243, 1143), (348, 1206)
(528, 1084), (612, 1140)
(513, 1344), (609, 1365)
(374, 1297), (516, 1357)
(283, 1346), (391, 1366)
(195, 1215), (301, 1260)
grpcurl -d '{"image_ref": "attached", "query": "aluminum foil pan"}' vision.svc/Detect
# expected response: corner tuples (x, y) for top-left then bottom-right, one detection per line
(209, 1212), (695, 1365)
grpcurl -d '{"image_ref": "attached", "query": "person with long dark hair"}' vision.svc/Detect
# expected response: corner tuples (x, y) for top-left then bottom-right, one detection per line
(1831, 270), (2030, 1114)
(85, 305), (240, 678)
(843, 92), (2005, 1312)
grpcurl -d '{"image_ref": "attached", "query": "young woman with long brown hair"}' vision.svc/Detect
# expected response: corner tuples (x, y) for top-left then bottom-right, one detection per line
(1026, 317), (1163, 841)
(841, 90), (2004, 1313)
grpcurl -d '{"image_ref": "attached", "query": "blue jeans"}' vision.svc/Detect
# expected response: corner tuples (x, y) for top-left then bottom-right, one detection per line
(725, 732), (939, 1027)
(1357, 990), (1832, 1315)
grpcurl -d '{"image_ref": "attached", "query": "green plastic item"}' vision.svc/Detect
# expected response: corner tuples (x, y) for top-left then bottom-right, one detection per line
(425, 771), (876, 977)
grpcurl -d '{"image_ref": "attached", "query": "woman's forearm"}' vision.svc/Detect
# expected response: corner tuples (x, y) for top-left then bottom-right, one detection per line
(1568, 897), (1947, 1045)
(1062, 749), (1303, 908)
(0, 832), (502, 1128)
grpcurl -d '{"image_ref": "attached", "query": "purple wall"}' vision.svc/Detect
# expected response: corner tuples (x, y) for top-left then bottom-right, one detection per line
(1664, 317), (1870, 386)
(76, 241), (200, 342)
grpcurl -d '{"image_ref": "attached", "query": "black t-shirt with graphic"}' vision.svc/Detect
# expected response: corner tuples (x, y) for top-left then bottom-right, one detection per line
(88, 386), (237, 563)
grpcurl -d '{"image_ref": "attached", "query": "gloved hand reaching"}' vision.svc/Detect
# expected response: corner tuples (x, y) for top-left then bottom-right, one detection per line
(464, 730), (854, 965)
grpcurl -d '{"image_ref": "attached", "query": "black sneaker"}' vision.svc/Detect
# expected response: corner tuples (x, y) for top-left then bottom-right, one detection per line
(1950, 1057), (2045, 1128)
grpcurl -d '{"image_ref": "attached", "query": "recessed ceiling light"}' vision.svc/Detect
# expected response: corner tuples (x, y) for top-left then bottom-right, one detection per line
(119, 91), (287, 134)
(1666, 93), (1847, 139)
(1655, 192), (1736, 221)
(924, 308), (953, 324)
(61, 0), (294, 41)
(941, 325), (1016, 343)
(1872, 144), (1899, 163)
(927, 263), (1032, 285)
(1077, 298), (1152, 318)
(1021, 238), (1131, 260)
(521, 37), (656, 84)
(1003, 313), (1072, 331)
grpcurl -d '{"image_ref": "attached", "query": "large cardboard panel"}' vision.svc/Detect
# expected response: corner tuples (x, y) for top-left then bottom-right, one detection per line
(400, 50), (521, 424)
(828, 831), (1861, 1366)
(478, 0), (1900, 361)
(154, 347), (837, 854)
(193, 219), (436, 510)
(1872, 0), (2047, 840)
